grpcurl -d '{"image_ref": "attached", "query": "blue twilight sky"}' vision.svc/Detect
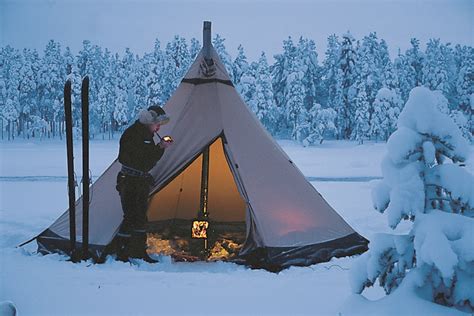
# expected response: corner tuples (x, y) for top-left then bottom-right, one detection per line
(1, 0), (473, 61)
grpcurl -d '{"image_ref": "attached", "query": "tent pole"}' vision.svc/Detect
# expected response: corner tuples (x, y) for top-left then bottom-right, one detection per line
(199, 145), (210, 252)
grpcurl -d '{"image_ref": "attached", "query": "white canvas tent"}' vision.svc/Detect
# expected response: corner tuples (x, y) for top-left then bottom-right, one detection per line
(34, 23), (367, 270)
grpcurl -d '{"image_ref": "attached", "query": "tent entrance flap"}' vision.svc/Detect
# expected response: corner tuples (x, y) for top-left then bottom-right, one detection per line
(146, 137), (248, 260)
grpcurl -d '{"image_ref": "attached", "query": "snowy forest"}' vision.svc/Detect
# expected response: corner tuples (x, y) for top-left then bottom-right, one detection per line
(0, 32), (472, 144)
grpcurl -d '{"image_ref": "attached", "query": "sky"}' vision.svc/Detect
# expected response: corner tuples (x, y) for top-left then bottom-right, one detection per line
(1, 0), (473, 62)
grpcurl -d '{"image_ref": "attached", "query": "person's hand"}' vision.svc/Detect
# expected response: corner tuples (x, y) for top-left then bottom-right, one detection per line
(159, 139), (173, 149)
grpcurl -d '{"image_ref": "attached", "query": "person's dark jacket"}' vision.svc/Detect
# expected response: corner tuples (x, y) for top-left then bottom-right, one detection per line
(118, 120), (165, 173)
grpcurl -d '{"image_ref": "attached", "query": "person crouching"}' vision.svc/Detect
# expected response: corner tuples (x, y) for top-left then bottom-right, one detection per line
(115, 105), (173, 263)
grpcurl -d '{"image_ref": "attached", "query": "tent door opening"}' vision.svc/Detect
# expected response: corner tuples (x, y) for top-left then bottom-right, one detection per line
(145, 137), (248, 261)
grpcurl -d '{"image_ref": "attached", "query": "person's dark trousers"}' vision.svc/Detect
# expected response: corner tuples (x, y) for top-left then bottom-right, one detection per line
(116, 172), (152, 261)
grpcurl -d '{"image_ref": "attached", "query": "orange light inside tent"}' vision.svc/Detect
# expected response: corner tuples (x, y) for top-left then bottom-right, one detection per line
(191, 220), (209, 239)
(273, 209), (315, 236)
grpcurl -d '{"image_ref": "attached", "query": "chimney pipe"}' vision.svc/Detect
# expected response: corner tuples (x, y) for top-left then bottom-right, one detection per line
(203, 21), (212, 62)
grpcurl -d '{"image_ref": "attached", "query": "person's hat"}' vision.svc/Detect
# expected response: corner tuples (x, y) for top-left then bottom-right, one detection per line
(138, 105), (170, 125)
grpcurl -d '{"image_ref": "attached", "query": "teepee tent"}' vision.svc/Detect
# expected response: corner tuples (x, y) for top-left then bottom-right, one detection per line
(34, 22), (367, 270)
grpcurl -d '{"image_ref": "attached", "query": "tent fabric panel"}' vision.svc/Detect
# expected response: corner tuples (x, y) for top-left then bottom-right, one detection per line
(218, 85), (356, 247)
(242, 232), (369, 271)
(47, 161), (123, 246)
(37, 229), (106, 260)
(150, 83), (223, 191)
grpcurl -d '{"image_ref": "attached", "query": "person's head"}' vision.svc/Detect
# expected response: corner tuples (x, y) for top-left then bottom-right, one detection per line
(138, 105), (170, 133)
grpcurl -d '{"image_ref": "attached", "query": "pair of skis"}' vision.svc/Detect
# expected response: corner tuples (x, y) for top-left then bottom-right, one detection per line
(63, 76), (90, 262)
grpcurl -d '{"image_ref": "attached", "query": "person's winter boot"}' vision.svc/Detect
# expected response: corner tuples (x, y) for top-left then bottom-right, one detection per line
(129, 232), (158, 264)
(114, 234), (131, 262)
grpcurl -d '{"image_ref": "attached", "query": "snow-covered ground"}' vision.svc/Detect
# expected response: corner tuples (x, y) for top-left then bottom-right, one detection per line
(0, 139), (472, 315)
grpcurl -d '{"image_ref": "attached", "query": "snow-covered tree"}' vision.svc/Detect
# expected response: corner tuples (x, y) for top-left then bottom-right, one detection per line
(113, 53), (129, 130)
(26, 115), (49, 139)
(352, 81), (370, 144)
(163, 35), (191, 101)
(238, 62), (257, 113)
(271, 37), (298, 133)
(335, 32), (358, 139)
(96, 50), (115, 138)
(146, 39), (165, 106)
(370, 87), (402, 141)
(253, 52), (278, 134)
(394, 51), (414, 104)
(285, 61), (305, 140)
(352, 87), (474, 312)
(212, 34), (234, 81)
(232, 44), (249, 88)
(453, 46), (473, 141)
(189, 38), (201, 60)
(405, 38), (424, 87)
(303, 103), (336, 145)
(356, 32), (384, 106)
(297, 37), (323, 109)
(322, 34), (341, 110)
(295, 105), (311, 143)
(422, 39), (455, 102)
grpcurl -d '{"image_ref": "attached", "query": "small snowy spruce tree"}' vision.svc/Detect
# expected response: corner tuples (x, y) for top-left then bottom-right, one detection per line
(303, 103), (336, 145)
(351, 86), (474, 312)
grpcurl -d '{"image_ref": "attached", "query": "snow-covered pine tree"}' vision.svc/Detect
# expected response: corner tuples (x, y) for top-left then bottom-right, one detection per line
(63, 47), (82, 125)
(352, 80), (370, 144)
(146, 39), (165, 107)
(0, 52), (6, 140)
(132, 55), (149, 119)
(382, 62), (399, 91)
(96, 50), (116, 138)
(422, 39), (454, 103)
(163, 35), (191, 102)
(113, 53), (129, 131)
(322, 34), (341, 110)
(405, 38), (425, 87)
(394, 50), (414, 104)
(303, 103), (337, 145)
(232, 44), (249, 88)
(38, 40), (65, 138)
(189, 38), (201, 60)
(452, 45), (473, 141)
(357, 32), (384, 106)
(212, 34), (234, 82)
(351, 86), (474, 312)
(253, 52), (278, 134)
(295, 105), (311, 144)
(271, 36), (298, 134)
(297, 37), (323, 110)
(17, 48), (39, 138)
(238, 62), (257, 113)
(286, 59), (305, 140)
(370, 87), (402, 141)
(0, 47), (21, 140)
(335, 32), (358, 139)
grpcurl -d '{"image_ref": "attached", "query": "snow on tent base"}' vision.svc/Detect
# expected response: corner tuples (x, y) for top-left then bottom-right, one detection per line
(33, 22), (368, 272)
